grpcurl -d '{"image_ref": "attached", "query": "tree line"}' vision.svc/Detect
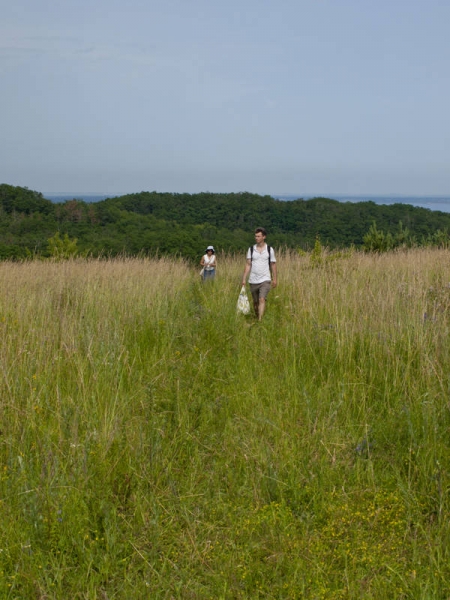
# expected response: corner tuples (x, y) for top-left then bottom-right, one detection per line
(1, 183), (449, 260)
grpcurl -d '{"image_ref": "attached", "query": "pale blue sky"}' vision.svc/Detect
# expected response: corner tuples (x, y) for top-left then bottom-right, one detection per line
(1, 0), (449, 196)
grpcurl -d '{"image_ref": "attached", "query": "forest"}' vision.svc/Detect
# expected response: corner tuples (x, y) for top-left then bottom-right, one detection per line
(1, 183), (449, 259)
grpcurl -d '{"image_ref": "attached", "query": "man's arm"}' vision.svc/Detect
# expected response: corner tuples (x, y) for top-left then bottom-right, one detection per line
(271, 262), (277, 288)
(242, 259), (252, 286)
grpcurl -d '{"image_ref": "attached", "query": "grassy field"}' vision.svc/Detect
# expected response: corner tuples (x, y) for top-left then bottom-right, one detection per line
(1, 249), (450, 599)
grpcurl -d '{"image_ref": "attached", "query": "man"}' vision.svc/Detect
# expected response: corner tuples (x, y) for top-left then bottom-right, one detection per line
(241, 227), (277, 321)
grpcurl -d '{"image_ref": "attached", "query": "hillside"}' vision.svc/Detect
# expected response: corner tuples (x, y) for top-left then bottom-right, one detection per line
(1, 184), (449, 259)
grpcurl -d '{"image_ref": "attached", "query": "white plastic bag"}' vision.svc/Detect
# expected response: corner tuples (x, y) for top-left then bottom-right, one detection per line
(236, 285), (251, 315)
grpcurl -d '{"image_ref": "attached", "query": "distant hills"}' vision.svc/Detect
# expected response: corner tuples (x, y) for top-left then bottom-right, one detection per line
(45, 193), (450, 213)
(44, 194), (116, 203)
(1, 183), (449, 259)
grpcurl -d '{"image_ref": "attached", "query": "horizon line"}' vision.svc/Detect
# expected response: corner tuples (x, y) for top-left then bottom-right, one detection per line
(42, 192), (450, 197)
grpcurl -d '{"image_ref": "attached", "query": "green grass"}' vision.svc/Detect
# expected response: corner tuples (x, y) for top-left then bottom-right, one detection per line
(0, 250), (449, 598)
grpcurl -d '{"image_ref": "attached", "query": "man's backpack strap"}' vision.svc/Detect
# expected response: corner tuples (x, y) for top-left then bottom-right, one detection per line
(250, 245), (272, 272)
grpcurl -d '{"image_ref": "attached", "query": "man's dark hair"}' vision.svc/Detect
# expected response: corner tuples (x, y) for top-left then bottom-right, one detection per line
(255, 227), (267, 236)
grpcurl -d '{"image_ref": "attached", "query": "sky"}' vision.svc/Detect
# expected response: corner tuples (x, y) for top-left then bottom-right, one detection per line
(1, 0), (450, 197)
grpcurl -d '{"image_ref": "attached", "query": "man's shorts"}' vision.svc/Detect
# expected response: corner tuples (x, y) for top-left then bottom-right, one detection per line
(249, 281), (272, 303)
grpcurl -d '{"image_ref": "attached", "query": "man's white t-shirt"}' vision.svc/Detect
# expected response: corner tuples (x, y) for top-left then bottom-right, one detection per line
(246, 244), (276, 284)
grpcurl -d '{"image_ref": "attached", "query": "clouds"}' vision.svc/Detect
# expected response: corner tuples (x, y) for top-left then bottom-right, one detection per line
(1, 0), (450, 195)
(0, 34), (157, 70)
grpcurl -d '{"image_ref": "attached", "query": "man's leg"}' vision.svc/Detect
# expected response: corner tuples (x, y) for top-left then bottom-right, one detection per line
(258, 281), (272, 320)
(250, 284), (260, 318)
(258, 298), (266, 321)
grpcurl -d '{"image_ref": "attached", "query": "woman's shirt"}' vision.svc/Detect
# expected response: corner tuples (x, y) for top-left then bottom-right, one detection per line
(202, 254), (216, 270)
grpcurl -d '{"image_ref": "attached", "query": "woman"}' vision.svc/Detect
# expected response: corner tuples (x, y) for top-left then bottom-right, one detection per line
(200, 246), (216, 281)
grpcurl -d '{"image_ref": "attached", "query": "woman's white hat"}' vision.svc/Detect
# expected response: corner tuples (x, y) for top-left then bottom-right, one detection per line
(206, 245), (215, 251)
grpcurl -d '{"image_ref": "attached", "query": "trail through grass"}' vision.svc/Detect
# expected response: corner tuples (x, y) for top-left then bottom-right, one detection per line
(0, 250), (449, 598)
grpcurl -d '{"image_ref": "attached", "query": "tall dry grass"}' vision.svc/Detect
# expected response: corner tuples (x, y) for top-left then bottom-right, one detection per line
(0, 249), (449, 598)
